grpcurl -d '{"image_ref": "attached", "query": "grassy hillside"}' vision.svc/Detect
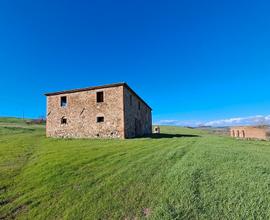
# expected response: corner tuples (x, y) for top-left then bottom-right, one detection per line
(0, 117), (27, 124)
(1, 122), (270, 219)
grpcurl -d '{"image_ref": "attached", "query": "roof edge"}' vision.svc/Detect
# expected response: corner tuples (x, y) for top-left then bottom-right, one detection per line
(44, 82), (126, 96)
(44, 82), (152, 110)
(123, 83), (152, 110)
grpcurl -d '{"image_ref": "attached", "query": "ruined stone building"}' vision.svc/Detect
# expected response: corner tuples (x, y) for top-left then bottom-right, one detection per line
(45, 83), (152, 139)
(230, 126), (270, 140)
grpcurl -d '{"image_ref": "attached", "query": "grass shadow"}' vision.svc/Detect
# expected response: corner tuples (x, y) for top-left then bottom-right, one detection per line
(141, 133), (201, 139)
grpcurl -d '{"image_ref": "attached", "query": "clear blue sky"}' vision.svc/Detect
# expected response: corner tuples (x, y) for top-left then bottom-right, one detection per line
(0, 0), (270, 125)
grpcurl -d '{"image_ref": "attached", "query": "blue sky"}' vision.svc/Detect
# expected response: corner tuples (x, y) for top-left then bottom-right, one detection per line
(0, 0), (270, 126)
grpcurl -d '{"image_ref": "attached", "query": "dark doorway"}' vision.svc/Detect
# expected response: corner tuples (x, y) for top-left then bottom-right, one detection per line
(135, 118), (142, 136)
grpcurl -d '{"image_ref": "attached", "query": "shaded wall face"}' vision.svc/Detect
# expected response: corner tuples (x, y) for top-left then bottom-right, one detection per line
(230, 127), (267, 139)
(123, 87), (152, 138)
(46, 86), (125, 138)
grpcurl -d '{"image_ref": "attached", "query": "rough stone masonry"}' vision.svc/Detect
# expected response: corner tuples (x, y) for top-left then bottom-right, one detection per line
(45, 83), (152, 139)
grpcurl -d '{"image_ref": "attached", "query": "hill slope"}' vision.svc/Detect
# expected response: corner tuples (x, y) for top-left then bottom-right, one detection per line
(1, 122), (270, 219)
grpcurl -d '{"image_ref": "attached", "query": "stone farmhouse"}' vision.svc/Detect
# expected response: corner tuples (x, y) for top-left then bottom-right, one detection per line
(45, 83), (152, 139)
(230, 126), (270, 140)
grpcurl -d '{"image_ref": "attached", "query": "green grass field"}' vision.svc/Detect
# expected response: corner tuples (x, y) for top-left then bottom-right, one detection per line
(1, 118), (270, 219)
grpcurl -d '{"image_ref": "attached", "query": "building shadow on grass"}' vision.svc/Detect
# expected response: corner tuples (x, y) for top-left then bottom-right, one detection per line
(141, 133), (201, 139)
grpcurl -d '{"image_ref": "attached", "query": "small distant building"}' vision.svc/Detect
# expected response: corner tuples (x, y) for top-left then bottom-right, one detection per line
(153, 126), (160, 134)
(230, 126), (270, 140)
(45, 83), (152, 139)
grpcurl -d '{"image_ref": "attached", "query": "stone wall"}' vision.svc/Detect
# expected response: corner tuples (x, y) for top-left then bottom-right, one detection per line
(230, 126), (268, 140)
(46, 85), (125, 138)
(123, 87), (152, 138)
